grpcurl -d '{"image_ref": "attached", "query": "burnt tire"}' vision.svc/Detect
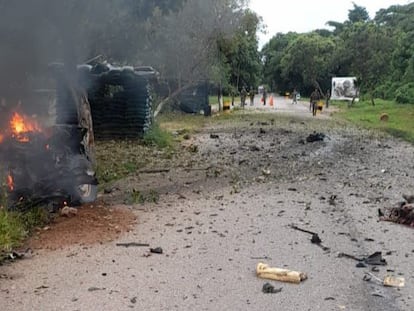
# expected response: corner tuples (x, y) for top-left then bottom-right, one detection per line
(73, 183), (98, 204)
(67, 155), (98, 205)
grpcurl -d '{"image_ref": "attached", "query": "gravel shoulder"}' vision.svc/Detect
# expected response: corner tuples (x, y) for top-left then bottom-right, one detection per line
(1, 99), (413, 311)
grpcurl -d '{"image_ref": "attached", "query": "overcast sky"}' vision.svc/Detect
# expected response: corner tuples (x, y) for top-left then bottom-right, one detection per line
(249, 0), (413, 47)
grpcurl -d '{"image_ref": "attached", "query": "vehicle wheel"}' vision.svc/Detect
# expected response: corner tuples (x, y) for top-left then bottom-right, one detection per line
(73, 183), (98, 204)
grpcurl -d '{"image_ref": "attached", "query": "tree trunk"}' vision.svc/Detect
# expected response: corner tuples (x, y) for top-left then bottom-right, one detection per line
(154, 83), (196, 118)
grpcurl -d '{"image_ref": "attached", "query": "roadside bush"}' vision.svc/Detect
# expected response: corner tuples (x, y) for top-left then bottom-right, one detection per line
(374, 81), (398, 100)
(395, 83), (414, 104)
(142, 123), (173, 148)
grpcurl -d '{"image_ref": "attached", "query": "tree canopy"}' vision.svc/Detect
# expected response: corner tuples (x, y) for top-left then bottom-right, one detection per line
(262, 2), (414, 104)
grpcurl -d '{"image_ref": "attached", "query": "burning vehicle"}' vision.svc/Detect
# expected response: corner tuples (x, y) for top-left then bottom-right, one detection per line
(0, 66), (98, 211)
(0, 61), (156, 211)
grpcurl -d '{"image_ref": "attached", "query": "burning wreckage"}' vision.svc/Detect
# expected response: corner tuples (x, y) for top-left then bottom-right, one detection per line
(0, 63), (155, 211)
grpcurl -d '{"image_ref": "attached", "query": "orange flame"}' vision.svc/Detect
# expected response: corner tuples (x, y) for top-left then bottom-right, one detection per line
(9, 112), (42, 142)
(7, 173), (14, 191)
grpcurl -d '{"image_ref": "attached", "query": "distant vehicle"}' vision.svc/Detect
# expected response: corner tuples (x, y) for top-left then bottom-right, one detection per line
(258, 85), (264, 94)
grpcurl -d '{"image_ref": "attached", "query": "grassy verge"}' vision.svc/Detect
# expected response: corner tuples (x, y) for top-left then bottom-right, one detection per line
(332, 99), (414, 143)
(208, 96), (241, 106)
(0, 205), (49, 254)
(157, 112), (208, 133)
(95, 121), (180, 188)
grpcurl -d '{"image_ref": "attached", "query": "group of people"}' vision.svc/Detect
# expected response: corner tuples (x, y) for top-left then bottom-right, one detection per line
(240, 86), (330, 113)
(240, 86), (257, 107)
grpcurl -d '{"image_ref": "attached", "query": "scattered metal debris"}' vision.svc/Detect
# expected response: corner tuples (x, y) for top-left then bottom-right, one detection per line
(210, 134), (219, 139)
(338, 251), (387, 266)
(150, 247), (163, 254)
(0, 248), (32, 264)
(88, 287), (105, 292)
(115, 242), (150, 248)
(138, 168), (170, 174)
(289, 224), (330, 251)
(262, 283), (282, 294)
(306, 132), (325, 143)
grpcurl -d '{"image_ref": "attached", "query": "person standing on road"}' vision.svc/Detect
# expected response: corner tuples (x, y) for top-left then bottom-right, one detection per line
(240, 86), (247, 108)
(249, 87), (255, 106)
(292, 88), (298, 104)
(325, 88), (330, 109)
(310, 88), (320, 116)
(262, 88), (267, 106)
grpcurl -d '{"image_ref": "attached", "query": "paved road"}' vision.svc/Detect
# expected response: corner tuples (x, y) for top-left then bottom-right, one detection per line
(241, 94), (332, 119)
(1, 105), (413, 311)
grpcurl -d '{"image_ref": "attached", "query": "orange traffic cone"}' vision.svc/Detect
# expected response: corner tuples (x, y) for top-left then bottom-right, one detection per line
(269, 95), (274, 107)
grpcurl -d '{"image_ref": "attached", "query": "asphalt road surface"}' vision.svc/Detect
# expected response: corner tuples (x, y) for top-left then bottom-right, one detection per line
(1, 99), (413, 311)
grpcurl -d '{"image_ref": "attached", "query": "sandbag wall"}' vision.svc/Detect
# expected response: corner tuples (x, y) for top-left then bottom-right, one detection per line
(86, 68), (153, 139)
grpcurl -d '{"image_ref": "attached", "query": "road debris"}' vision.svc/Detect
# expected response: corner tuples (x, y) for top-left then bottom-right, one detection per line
(138, 168), (170, 174)
(60, 206), (78, 217)
(338, 251), (387, 266)
(88, 287), (105, 292)
(261, 169), (271, 176)
(256, 263), (307, 284)
(150, 247), (163, 254)
(403, 194), (414, 203)
(380, 195), (414, 227)
(364, 272), (405, 288)
(306, 132), (325, 143)
(0, 248), (32, 264)
(289, 224), (330, 251)
(262, 283), (282, 294)
(115, 242), (150, 248)
(384, 275), (405, 287)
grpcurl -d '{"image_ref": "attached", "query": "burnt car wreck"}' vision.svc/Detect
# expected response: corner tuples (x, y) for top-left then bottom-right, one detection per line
(0, 62), (155, 210)
(0, 66), (97, 210)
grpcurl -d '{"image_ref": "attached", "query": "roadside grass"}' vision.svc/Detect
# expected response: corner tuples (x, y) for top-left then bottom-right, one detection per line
(332, 99), (414, 144)
(95, 122), (176, 186)
(0, 205), (50, 254)
(157, 112), (208, 133)
(0, 209), (26, 252)
(208, 96), (241, 106)
(142, 122), (174, 148)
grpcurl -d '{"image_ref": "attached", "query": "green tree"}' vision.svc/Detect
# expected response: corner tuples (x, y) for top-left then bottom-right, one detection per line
(261, 32), (299, 93)
(280, 33), (335, 94)
(348, 2), (370, 24)
(219, 10), (263, 93)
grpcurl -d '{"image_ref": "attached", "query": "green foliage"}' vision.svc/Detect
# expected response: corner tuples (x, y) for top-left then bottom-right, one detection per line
(0, 206), (49, 253)
(19, 206), (50, 232)
(347, 3), (370, 23)
(280, 33), (335, 91)
(261, 2), (414, 99)
(333, 99), (414, 143)
(143, 123), (174, 148)
(0, 209), (26, 252)
(395, 83), (414, 104)
(217, 9), (262, 93)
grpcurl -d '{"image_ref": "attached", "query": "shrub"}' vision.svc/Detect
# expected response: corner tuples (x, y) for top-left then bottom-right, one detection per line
(395, 83), (414, 104)
(142, 123), (173, 148)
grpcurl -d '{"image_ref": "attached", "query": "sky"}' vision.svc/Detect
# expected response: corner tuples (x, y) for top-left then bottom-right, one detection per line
(249, 0), (413, 47)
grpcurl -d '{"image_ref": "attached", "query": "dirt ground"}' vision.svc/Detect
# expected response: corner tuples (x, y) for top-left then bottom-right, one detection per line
(1, 97), (414, 311)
